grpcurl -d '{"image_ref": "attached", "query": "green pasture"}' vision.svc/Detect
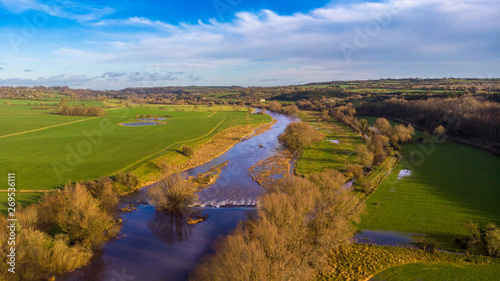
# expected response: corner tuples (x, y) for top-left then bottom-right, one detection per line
(359, 139), (500, 249)
(0, 98), (103, 107)
(0, 110), (90, 136)
(296, 111), (365, 176)
(371, 262), (500, 281)
(0, 106), (270, 212)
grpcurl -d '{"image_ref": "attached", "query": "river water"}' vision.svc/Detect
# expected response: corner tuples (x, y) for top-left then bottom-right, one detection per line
(60, 110), (299, 281)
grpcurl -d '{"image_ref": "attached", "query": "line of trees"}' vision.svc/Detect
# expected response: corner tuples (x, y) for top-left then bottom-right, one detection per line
(53, 104), (106, 116)
(267, 100), (299, 115)
(358, 97), (500, 144)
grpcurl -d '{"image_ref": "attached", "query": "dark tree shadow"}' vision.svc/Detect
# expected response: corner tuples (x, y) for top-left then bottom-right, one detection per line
(147, 210), (192, 244)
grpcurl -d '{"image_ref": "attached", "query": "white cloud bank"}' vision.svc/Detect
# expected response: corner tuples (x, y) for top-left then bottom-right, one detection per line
(2, 0), (500, 88)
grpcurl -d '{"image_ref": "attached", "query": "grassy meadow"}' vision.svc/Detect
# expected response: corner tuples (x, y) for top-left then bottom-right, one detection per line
(0, 104), (270, 212)
(371, 262), (500, 281)
(296, 111), (365, 176)
(358, 116), (500, 249)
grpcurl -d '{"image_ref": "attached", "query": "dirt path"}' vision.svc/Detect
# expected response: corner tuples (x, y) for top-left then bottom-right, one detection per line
(0, 117), (97, 139)
(0, 107), (124, 139)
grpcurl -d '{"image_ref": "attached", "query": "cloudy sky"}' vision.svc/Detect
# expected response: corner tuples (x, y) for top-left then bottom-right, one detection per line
(0, 0), (498, 89)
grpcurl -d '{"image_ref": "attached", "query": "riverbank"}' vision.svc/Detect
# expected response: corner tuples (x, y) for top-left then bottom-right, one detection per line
(59, 109), (300, 280)
(118, 114), (275, 193)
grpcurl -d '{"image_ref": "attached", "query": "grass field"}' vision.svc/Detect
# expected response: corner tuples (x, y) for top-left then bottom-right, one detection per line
(371, 262), (500, 281)
(296, 111), (366, 176)
(359, 129), (500, 249)
(0, 105), (270, 212)
(0, 99), (104, 107)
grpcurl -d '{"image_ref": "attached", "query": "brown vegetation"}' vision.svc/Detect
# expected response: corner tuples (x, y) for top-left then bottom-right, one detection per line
(177, 122), (274, 171)
(278, 122), (325, 153)
(148, 172), (198, 211)
(53, 101), (106, 116)
(266, 100), (299, 115)
(356, 145), (374, 168)
(248, 150), (293, 187)
(191, 160), (228, 189)
(0, 179), (121, 280)
(191, 170), (363, 280)
(358, 97), (500, 143)
(182, 145), (195, 157)
(115, 172), (141, 191)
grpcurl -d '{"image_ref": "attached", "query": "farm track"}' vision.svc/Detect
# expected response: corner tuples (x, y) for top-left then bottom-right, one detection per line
(0, 107), (124, 139)
(0, 117), (97, 139)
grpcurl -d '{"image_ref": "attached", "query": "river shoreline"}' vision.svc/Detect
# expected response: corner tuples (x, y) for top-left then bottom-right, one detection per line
(60, 110), (300, 281)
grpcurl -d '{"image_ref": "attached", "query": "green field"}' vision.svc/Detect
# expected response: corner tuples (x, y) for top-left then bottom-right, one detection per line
(0, 105), (270, 211)
(0, 99), (104, 107)
(359, 136), (500, 249)
(371, 262), (500, 281)
(296, 111), (365, 176)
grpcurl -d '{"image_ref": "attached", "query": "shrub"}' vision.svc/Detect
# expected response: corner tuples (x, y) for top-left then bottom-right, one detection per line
(148, 172), (198, 211)
(182, 145), (195, 157)
(416, 236), (437, 253)
(116, 172), (140, 190)
(361, 182), (373, 194)
(156, 158), (174, 174)
(485, 223), (500, 258)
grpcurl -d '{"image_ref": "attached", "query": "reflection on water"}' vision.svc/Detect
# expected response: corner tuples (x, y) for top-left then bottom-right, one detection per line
(61, 206), (254, 281)
(185, 110), (300, 207)
(121, 122), (163, 126)
(354, 230), (423, 247)
(147, 211), (191, 244)
(60, 110), (298, 281)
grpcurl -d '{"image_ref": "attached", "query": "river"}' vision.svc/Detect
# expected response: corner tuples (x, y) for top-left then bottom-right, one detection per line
(60, 110), (300, 281)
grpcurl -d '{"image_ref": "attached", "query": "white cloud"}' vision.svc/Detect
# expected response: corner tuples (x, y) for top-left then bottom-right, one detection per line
(4, 0), (500, 88)
(0, 0), (113, 21)
(0, 71), (191, 89)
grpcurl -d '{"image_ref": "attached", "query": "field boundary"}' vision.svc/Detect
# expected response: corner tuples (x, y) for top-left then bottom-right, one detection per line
(364, 114), (500, 156)
(0, 116), (97, 139)
(362, 156), (400, 193)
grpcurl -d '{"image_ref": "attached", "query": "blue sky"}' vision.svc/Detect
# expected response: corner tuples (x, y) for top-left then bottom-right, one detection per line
(0, 0), (498, 89)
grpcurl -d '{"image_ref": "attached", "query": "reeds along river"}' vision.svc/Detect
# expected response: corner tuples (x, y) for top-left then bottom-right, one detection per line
(60, 110), (300, 281)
